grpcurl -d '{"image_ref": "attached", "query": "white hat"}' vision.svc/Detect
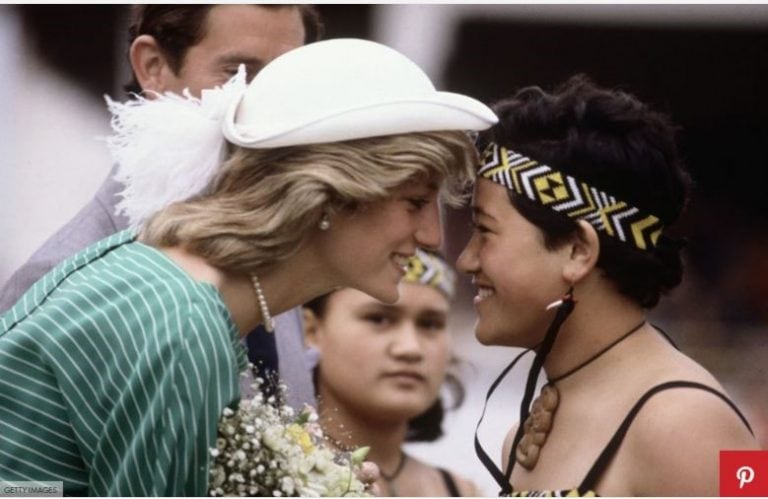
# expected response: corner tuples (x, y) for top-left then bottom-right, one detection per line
(222, 38), (497, 148)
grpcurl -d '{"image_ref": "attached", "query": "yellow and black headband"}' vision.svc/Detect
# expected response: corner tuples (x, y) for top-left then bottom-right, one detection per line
(403, 249), (456, 299)
(479, 142), (663, 250)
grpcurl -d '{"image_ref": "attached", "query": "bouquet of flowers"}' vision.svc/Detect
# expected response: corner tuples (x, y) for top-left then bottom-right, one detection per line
(209, 372), (371, 497)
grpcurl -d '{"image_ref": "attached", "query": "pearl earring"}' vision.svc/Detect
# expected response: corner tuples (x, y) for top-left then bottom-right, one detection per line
(319, 213), (330, 231)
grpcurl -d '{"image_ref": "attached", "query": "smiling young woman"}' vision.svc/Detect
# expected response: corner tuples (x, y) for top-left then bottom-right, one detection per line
(460, 75), (758, 496)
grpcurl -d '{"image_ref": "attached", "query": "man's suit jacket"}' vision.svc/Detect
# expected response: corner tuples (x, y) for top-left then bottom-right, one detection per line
(0, 169), (315, 410)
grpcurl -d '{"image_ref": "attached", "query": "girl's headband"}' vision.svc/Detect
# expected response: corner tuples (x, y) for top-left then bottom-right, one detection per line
(479, 142), (663, 250)
(403, 249), (456, 299)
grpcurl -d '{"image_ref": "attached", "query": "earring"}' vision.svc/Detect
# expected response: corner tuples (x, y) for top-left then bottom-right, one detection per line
(319, 213), (330, 231)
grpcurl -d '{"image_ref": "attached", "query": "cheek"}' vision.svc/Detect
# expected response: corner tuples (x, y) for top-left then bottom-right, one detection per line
(375, 207), (415, 242)
(423, 338), (451, 383)
(319, 328), (383, 375)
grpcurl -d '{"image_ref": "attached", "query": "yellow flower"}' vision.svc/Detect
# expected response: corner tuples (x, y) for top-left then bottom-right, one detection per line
(286, 424), (315, 454)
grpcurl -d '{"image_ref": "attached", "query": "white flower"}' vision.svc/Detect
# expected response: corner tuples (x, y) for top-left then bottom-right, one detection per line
(208, 364), (370, 497)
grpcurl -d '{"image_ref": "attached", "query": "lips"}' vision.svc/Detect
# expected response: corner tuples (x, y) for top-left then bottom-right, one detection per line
(472, 278), (496, 305)
(382, 370), (426, 383)
(390, 253), (413, 275)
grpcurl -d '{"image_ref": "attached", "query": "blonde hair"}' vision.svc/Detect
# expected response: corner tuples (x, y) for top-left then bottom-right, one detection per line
(142, 131), (476, 273)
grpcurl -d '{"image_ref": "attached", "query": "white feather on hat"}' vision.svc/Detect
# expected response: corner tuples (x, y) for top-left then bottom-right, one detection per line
(105, 66), (247, 228)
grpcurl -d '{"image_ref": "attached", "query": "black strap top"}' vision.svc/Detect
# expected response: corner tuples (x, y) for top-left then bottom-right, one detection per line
(476, 325), (755, 497)
(438, 467), (462, 496)
(509, 380), (753, 497)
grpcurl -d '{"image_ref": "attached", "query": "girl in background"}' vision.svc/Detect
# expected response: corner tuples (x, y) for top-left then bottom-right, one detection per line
(304, 250), (480, 496)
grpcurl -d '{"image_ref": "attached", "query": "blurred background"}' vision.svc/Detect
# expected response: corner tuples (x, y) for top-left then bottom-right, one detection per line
(1, 4), (765, 494)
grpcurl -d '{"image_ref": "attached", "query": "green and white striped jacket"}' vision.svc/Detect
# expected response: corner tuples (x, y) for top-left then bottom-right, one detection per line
(0, 229), (247, 496)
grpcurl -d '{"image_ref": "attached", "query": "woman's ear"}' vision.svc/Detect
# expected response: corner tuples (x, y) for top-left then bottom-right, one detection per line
(302, 307), (322, 350)
(562, 220), (600, 284)
(129, 34), (174, 94)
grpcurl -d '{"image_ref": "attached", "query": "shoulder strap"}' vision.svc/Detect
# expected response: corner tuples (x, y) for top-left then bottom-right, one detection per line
(474, 348), (533, 494)
(438, 468), (462, 497)
(580, 380), (754, 491)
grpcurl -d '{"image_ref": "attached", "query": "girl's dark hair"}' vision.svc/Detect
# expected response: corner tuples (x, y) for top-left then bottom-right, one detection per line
(124, 5), (324, 94)
(479, 75), (692, 308)
(305, 293), (465, 443)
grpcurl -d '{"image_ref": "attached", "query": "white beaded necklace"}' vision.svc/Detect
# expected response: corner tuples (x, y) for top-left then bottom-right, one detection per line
(249, 274), (275, 333)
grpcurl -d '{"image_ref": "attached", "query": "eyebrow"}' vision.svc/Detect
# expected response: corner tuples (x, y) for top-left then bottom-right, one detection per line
(471, 205), (496, 221)
(217, 54), (267, 70)
(418, 308), (449, 318)
(360, 302), (399, 313)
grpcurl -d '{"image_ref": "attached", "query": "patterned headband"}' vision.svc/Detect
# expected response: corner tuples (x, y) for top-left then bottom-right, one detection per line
(479, 142), (663, 250)
(403, 249), (456, 299)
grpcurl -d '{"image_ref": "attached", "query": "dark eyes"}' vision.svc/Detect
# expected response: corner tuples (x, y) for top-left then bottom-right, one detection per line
(407, 198), (430, 211)
(364, 313), (393, 327)
(363, 314), (445, 332)
(471, 220), (491, 234)
(417, 318), (446, 331)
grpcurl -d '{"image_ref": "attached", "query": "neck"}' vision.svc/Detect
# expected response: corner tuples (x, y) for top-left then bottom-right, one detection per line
(159, 240), (351, 337)
(543, 277), (647, 383)
(317, 389), (407, 475)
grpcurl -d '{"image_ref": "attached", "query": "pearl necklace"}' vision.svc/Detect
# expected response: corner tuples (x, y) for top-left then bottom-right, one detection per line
(249, 274), (274, 333)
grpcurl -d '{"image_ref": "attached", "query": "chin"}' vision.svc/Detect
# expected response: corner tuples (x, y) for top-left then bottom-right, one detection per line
(380, 399), (431, 419)
(474, 319), (515, 347)
(474, 327), (501, 346)
(364, 283), (400, 304)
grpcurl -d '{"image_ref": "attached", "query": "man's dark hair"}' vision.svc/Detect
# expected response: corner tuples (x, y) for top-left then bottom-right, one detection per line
(478, 75), (692, 308)
(124, 4), (324, 94)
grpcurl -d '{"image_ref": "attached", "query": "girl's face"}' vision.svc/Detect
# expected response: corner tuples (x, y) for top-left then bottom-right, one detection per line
(307, 284), (452, 423)
(457, 178), (569, 347)
(315, 177), (443, 304)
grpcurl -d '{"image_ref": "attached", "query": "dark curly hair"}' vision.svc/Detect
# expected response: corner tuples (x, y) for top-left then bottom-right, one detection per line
(124, 4), (324, 94)
(478, 75), (692, 308)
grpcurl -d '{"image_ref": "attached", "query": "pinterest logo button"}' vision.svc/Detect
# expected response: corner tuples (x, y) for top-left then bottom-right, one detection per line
(720, 451), (768, 497)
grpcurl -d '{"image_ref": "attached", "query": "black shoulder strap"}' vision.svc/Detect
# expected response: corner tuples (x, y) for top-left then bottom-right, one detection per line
(474, 348), (532, 494)
(438, 468), (462, 497)
(579, 380), (754, 491)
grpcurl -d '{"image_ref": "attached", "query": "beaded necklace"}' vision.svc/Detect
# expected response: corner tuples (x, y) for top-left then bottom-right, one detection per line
(515, 320), (646, 469)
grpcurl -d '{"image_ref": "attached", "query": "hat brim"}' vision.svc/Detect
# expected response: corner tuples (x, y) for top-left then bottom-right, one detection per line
(223, 90), (496, 149)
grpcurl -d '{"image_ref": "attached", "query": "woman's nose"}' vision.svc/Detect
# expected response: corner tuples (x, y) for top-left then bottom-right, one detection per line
(413, 201), (442, 250)
(457, 233), (480, 275)
(388, 323), (423, 361)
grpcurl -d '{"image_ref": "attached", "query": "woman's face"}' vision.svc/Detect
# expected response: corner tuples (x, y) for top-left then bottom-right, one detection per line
(316, 177), (442, 304)
(457, 178), (569, 347)
(308, 284), (452, 423)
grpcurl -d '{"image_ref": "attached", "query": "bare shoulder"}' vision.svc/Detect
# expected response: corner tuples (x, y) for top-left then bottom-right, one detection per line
(451, 472), (484, 497)
(623, 373), (758, 495)
(408, 457), (483, 497)
(501, 423), (519, 471)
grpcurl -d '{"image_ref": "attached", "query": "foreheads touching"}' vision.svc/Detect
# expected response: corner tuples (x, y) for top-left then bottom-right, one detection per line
(140, 131), (476, 275)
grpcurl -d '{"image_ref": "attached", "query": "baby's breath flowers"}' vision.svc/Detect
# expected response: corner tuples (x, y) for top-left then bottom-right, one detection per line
(209, 372), (370, 497)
